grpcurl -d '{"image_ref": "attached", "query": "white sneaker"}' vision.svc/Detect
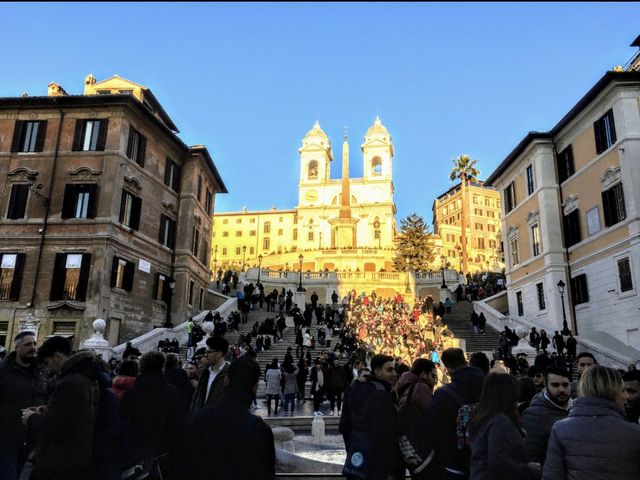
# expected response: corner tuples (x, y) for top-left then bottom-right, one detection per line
(337, 410), (342, 416)
(329, 410), (335, 416)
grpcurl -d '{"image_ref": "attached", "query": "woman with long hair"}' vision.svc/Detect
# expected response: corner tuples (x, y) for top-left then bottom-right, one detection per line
(468, 373), (540, 479)
(543, 365), (640, 479)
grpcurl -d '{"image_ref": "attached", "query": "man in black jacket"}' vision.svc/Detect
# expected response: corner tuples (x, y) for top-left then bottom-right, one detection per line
(340, 354), (403, 479)
(191, 336), (230, 411)
(0, 331), (48, 480)
(423, 347), (485, 480)
(179, 356), (275, 480)
(521, 366), (571, 464)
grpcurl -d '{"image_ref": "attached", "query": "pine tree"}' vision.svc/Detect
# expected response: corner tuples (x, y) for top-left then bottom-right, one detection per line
(393, 213), (434, 271)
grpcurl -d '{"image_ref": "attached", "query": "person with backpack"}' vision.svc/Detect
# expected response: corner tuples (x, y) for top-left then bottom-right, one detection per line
(468, 373), (541, 480)
(422, 347), (485, 480)
(397, 359), (439, 479)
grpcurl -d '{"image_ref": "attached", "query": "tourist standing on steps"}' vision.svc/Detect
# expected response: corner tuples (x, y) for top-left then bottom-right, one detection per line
(325, 358), (348, 416)
(282, 362), (299, 416)
(311, 360), (326, 416)
(296, 357), (309, 403)
(265, 358), (282, 416)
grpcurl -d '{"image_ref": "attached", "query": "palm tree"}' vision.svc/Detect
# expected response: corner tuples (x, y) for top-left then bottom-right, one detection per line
(449, 155), (480, 276)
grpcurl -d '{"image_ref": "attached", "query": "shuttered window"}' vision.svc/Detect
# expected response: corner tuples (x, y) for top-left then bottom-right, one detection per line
(594, 109), (617, 155)
(602, 183), (626, 227)
(0, 253), (25, 300)
(563, 210), (581, 248)
(61, 184), (98, 219)
(158, 215), (176, 249)
(571, 274), (589, 305)
(557, 145), (575, 183)
(126, 127), (147, 167)
(11, 120), (47, 153)
(119, 190), (141, 230)
(50, 253), (92, 301)
(110, 256), (135, 291)
(7, 184), (29, 219)
(72, 119), (109, 151)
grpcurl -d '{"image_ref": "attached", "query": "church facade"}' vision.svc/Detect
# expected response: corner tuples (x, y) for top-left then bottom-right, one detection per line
(211, 117), (398, 273)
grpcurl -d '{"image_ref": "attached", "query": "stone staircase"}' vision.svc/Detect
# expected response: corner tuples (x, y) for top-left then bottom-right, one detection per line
(444, 300), (501, 354)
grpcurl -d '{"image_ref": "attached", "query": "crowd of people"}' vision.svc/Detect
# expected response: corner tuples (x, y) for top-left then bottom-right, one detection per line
(2, 287), (640, 480)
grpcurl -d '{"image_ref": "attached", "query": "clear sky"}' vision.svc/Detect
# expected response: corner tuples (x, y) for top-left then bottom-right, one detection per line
(1, 3), (639, 224)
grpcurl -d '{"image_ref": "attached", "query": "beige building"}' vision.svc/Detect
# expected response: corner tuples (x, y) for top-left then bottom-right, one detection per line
(486, 50), (640, 355)
(432, 181), (504, 274)
(212, 117), (398, 273)
(0, 75), (226, 348)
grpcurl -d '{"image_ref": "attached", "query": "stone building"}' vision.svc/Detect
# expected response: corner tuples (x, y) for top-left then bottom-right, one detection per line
(432, 180), (504, 274)
(0, 74), (226, 348)
(212, 117), (398, 273)
(486, 55), (640, 355)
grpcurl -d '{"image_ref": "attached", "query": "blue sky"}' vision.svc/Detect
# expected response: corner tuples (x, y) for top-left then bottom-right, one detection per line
(2, 3), (639, 224)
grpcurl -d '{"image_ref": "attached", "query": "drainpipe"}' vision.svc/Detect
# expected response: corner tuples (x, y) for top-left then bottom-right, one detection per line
(550, 138), (578, 335)
(29, 100), (64, 307)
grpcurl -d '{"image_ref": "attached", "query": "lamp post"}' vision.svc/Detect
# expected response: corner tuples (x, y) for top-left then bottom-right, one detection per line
(164, 276), (176, 328)
(257, 255), (263, 284)
(440, 255), (447, 289)
(297, 254), (305, 292)
(557, 280), (571, 335)
(241, 246), (247, 272)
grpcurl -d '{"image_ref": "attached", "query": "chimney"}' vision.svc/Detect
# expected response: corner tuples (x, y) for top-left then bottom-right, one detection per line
(47, 82), (68, 97)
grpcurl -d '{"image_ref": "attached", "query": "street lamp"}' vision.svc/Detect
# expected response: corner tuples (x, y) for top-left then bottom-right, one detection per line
(164, 276), (176, 328)
(241, 246), (247, 272)
(440, 255), (447, 289)
(297, 254), (305, 292)
(405, 256), (411, 293)
(257, 255), (263, 283)
(557, 280), (571, 335)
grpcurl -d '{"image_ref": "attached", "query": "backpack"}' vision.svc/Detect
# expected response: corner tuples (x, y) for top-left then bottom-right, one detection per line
(397, 382), (435, 474)
(440, 384), (478, 472)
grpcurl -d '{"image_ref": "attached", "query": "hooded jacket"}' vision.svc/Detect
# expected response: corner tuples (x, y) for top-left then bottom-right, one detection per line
(521, 391), (569, 463)
(397, 371), (433, 413)
(28, 350), (100, 475)
(543, 396), (640, 480)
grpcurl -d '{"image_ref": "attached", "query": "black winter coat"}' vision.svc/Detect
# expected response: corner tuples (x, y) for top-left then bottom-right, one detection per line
(28, 351), (100, 476)
(165, 367), (194, 415)
(521, 392), (569, 463)
(339, 377), (403, 479)
(0, 352), (48, 443)
(177, 387), (275, 480)
(543, 396), (640, 480)
(120, 371), (186, 457)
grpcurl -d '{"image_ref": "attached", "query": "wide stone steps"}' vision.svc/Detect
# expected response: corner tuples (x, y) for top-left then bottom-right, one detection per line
(442, 301), (501, 354)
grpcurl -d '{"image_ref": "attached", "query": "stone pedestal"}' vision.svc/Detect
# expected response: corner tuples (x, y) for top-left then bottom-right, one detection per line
(294, 291), (307, 308)
(80, 319), (113, 361)
(311, 416), (325, 442)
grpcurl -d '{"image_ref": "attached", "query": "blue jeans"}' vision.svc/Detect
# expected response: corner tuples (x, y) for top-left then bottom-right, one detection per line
(0, 441), (30, 480)
(284, 393), (296, 413)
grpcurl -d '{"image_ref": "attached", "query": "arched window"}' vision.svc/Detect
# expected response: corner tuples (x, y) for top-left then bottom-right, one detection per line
(372, 156), (382, 175)
(308, 160), (318, 179)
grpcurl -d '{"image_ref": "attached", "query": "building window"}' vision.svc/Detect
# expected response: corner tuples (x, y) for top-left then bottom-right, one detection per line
(50, 253), (91, 301)
(188, 280), (195, 306)
(236, 231), (242, 237)
(119, 190), (141, 230)
(487, 211), (495, 218)
(205, 190), (213, 214)
(11, 120), (47, 153)
(61, 184), (98, 219)
(197, 176), (203, 203)
(618, 258), (633, 292)
(7, 184), (29, 219)
(201, 240), (209, 266)
(531, 224), (540, 256)
(474, 208), (483, 216)
(473, 196), (479, 204)
(222, 219), (229, 224)
(0, 321), (8, 346)
(475, 223), (483, 230)
(536, 283), (546, 310)
(249, 247), (254, 255)
(489, 239), (497, 249)
(222, 247), (227, 256)
(222, 231), (229, 237)
(308, 231), (314, 241)
(164, 158), (181, 192)
(372, 157), (382, 175)
(110, 256), (135, 291)
(477, 238), (485, 249)
(594, 108), (617, 154)
(510, 236), (519, 266)
(0, 253), (25, 300)
(278, 229), (283, 236)
(235, 247), (241, 255)
(72, 119), (108, 151)
(504, 182), (516, 213)
(308, 160), (318, 179)
(571, 274), (589, 305)
(192, 227), (200, 256)
(602, 183), (626, 227)
(158, 215), (176, 249)
(264, 222), (271, 234)
(126, 127), (147, 166)
(526, 165), (535, 195)
(293, 214), (298, 225)
(236, 218), (242, 224)
(250, 218), (255, 223)
(557, 145), (575, 183)
(516, 291), (524, 316)
(487, 224), (495, 232)
(484, 198), (491, 207)
(293, 229), (298, 241)
(563, 210), (581, 247)
(263, 238), (270, 250)
(153, 273), (169, 302)
(199, 288), (204, 310)
(249, 230), (256, 237)
(374, 230), (381, 239)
